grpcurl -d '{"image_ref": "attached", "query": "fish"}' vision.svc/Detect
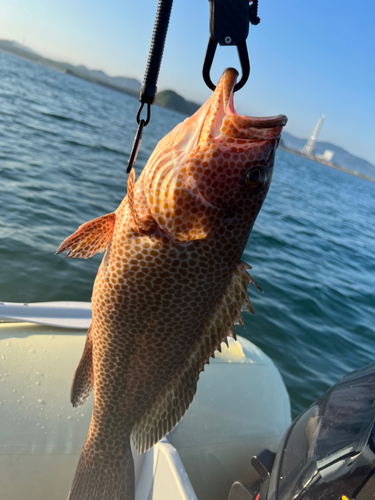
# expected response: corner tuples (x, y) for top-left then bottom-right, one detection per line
(57, 67), (287, 500)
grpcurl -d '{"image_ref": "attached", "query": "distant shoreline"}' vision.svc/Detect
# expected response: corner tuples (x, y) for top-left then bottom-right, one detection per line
(64, 69), (138, 98)
(0, 43), (196, 116)
(279, 145), (375, 184)
(1, 42), (374, 183)
(0, 40), (140, 97)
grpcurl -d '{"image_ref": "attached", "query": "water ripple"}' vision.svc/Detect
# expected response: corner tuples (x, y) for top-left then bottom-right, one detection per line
(0, 50), (374, 417)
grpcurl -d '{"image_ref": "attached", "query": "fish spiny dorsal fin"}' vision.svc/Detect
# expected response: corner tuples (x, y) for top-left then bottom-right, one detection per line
(56, 213), (116, 259)
(127, 169), (156, 234)
(71, 325), (94, 407)
(131, 260), (260, 454)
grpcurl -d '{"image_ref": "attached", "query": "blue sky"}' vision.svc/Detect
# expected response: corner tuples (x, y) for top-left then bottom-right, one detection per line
(1, 0), (374, 164)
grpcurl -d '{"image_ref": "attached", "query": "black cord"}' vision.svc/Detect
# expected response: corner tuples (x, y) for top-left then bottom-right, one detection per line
(127, 0), (173, 173)
(139, 0), (173, 105)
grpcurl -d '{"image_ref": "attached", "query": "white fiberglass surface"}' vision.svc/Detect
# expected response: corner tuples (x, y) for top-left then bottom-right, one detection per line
(0, 321), (290, 500)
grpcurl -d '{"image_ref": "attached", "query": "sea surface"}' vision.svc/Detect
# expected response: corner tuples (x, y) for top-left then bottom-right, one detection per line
(1, 51), (374, 418)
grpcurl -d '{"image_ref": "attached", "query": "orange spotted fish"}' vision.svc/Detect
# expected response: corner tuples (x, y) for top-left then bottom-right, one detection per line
(57, 68), (287, 500)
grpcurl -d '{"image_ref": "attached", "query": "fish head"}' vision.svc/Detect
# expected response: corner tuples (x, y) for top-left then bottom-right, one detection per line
(139, 68), (287, 241)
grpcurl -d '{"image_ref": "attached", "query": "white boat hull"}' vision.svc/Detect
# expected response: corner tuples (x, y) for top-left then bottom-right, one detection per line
(0, 303), (291, 500)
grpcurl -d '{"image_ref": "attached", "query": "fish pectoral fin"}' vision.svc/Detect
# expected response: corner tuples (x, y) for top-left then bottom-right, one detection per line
(56, 212), (116, 259)
(71, 326), (94, 407)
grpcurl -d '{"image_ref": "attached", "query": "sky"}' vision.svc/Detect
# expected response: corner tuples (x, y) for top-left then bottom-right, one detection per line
(1, 0), (374, 164)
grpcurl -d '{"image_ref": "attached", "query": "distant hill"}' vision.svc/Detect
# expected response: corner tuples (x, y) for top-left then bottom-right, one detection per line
(0, 40), (39, 56)
(155, 90), (200, 116)
(1, 39), (373, 179)
(72, 66), (141, 93)
(282, 131), (375, 179)
(0, 39), (140, 96)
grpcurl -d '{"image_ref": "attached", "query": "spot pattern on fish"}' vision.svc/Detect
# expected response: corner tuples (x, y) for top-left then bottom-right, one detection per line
(59, 68), (287, 500)
(131, 260), (259, 454)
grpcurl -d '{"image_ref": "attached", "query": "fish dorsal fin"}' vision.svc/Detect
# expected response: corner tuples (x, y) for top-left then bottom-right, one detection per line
(56, 212), (116, 259)
(131, 260), (261, 454)
(127, 169), (155, 233)
(71, 325), (94, 407)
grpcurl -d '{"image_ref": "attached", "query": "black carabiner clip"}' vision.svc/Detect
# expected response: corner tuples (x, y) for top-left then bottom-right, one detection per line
(203, 38), (249, 92)
(203, 0), (259, 92)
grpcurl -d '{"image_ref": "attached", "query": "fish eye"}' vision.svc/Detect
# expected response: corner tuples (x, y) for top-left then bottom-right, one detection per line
(245, 167), (266, 190)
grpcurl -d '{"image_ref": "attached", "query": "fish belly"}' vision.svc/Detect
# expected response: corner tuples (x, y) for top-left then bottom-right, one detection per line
(91, 230), (231, 426)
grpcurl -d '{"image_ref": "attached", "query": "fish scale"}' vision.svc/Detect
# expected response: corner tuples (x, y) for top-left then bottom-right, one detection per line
(57, 68), (287, 500)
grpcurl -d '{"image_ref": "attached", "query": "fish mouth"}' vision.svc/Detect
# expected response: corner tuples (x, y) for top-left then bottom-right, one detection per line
(240, 114), (288, 128)
(214, 68), (288, 139)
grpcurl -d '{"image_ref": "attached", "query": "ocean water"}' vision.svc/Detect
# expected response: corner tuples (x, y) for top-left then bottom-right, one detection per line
(1, 50), (374, 417)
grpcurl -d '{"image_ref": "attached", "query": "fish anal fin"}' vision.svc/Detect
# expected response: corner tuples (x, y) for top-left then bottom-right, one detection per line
(71, 326), (94, 407)
(131, 364), (199, 455)
(131, 260), (261, 455)
(56, 212), (115, 259)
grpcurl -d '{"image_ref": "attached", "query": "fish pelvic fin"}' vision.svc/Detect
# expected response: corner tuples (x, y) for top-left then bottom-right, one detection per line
(131, 260), (259, 455)
(67, 429), (134, 500)
(56, 212), (116, 259)
(71, 325), (94, 408)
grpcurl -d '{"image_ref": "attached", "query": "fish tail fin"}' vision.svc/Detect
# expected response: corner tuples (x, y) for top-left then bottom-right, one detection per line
(68, 430), (134, 500)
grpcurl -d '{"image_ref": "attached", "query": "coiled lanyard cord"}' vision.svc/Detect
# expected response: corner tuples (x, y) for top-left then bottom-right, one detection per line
(127, 0), (260, 174)
(127, 0), (173, 174)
